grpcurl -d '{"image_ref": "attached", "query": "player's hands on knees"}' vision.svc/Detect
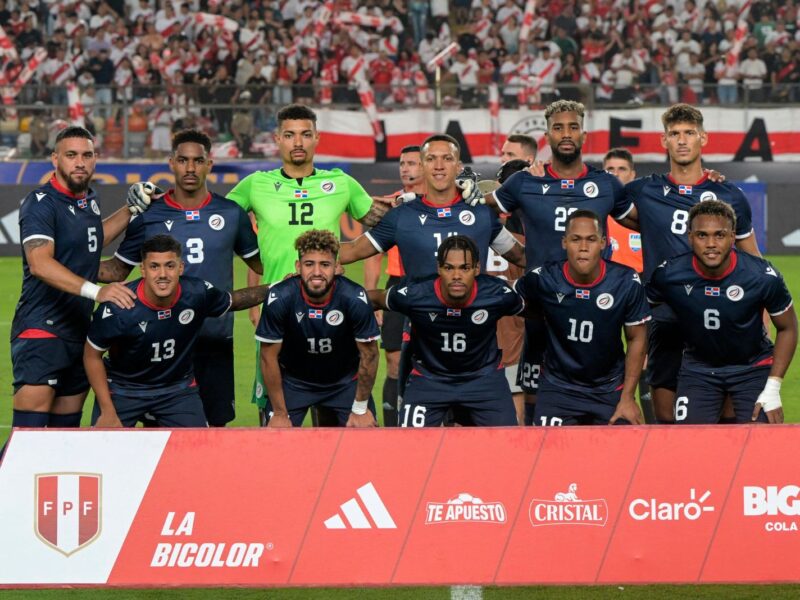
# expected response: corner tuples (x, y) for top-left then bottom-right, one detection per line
(609, 396), (644, 425)
(753, 377), (783, 424)
(527, 160), (545, 177)
(267, 412), (292, 428)
(127, 182), (165, 215)
(97, 282), (137, 309)
(703, 168), (726, 183)
(346, 411), (377, 428)
(94, 411), (123, 428)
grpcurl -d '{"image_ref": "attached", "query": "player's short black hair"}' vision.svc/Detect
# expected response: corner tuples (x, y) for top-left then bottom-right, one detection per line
(141, 234), (182, 260)
(400, 145), (421, 154)
(603, 147), (634, 167)
(276, 104), (317, 127)
(437, 235), (480, 267)
(689, 199), (737, 230)
(505, 134), (537, 159)
(565, 209), (602, 235)
(295, 229), (340, 259)
(421, 134), (460, 159)
(55, 126), (93, 146)
(661, 103), (704, 131)
(172, 128), (211, 154)
(496, 159), (529, 184)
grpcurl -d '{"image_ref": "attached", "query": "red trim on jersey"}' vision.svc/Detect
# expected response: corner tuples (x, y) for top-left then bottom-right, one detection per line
(667, 172), (710, 186)
(298, 279), (337, 307)
(562, 259), (607, 288)
(49, 175), (86, 199)
(753, 356), (774, 367)
(546, 164), (589, 180)
(411, 367), (422, 376)
(433, 277), (478, 307)
(136, 280), (183, 310)
(692, 250), (738, 280)
(17, 328), (57, 339)
(163, 190), (212, 210)
(402, 331), (411, 342)
(189, 378), (197, 387)
(421, 194), (461, 207)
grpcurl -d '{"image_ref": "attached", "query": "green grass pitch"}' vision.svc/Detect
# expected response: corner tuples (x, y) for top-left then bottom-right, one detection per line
(1, 256), (799, 598)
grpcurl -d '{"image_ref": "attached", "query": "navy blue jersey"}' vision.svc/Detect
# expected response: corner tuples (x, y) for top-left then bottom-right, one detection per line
(386, 274), (524, 380)
(365, 195), (506, 280)
(115, 190), (258, 340)
(625, 174), (754, 281)
(646, 251), (792, 369)
(12, 178), (104, 342)
(493, 165), (631, 268)
(515, 260), (651, 393)
(255, 275), (380, 389)
(86, 276), (232, 394)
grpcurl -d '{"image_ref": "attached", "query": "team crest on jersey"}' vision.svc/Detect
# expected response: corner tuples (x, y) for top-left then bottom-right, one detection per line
(583, 182), (599, 198)
(678, 185), (692, 195)
(77, 198), (88, 209)
(429, 312), (438, 321)
(471, 309), (488, 324)
(561, 179), (574, 190)
(179, 309), (195, 324)
(447, 308), (461, 317)
(326, 310), (344, 326)
(459, 210), (475, 226)
(208, 214), (225, 231)
(700, 191), (717, 202)
(91, 199), (100, 215)
(158, 309), (172, 320)
(726, 285), (744, 301)
(294, 189), (309, 199)
(320, 180), (336, 193)
(575, 289), (590, 300)
(437, 207), (452, 218)
(705, 286), (720, 297)
(596, 293), (614, 309)
(296, 312), (304, 322)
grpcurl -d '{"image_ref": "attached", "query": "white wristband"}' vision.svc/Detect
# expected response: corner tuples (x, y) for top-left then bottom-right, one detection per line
(351, 399), (369, 415)
(756, 377), (782, 412)
(80, 281), (101, 301)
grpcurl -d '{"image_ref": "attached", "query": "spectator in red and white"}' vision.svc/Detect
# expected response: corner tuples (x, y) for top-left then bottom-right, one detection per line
(449, 50), (480, 106)
(109, 34), (133, 69)
(295, 5), (315, 36)
(673, 29), (702, 69)
(293, 53), (316, 105)
(530, 45), (561, 103)
(556, 52), (581, 101)
(652, 4), (679, 30)
(678, 0), (702, 34)
(496, 0), (522, 29)
(130, 0), (154, 24)
(498, 15), (520, 55)
(679, 52), (707, 103)
(114, 56), (135, 102)
(610, 44), (644, 103)
(88, 47), (114, 116)
(341, 43), (367, 101)
(714, 53), (740, 104)
(472, 7), (492, 43)
(699, 5), (723, 46)
(658, 54), (680, 104)
(89, 2), (115, 33)
(431, 0), (449, 33)
(595, 64), (615, 103)
(379, 25), (400, 61)
(771, 46), (800, 101)
(499, 51), (525, 107)
(765, 19), (791, 49)
(739, 46), (768, 101)
(155, 2), (181, 39)
(581, 29), (606, 63)
(41, 45), (72, 105)
(650, 18), (678, 51)
(418, 31), (440, 67)
(235, 49), (257, 87)
(370, 48), (395, 104)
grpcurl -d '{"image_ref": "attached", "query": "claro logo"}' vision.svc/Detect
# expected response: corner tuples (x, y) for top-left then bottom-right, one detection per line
(743, 486), (800, 532)
(628, 489), (715, 521)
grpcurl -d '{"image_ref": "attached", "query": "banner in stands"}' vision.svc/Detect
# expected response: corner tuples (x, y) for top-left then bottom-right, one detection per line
(1, 428), (800, 587)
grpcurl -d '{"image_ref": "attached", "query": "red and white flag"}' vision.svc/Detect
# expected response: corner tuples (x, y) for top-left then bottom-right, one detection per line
(518, 0), (537, 49)
(488, 83), (501, 155)
(426, 42), (459, 73)
(193, 13), (239, 33)
(356, 79), (384, 143)
(313, 1), (334, 37)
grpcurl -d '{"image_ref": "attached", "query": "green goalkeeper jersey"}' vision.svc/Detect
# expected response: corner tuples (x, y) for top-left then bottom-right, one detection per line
(228, 168), (373, 284)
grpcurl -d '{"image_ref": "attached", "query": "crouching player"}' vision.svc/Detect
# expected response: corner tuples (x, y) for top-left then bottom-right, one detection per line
(368, 235), (524, 427)
(515, 210), (650, 426)
(647, 200), (797, 423)
(257, 230), (380, 428)
(84, 235), (269, 427)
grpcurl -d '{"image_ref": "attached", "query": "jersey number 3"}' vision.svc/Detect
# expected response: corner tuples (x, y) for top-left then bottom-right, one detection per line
(289, 202), (313, 225)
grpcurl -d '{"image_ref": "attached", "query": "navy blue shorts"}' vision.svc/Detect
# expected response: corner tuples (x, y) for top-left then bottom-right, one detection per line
(193, 337), (235, 426)
(534, 378), (627, 426)
(517, 316), (546, 394)
(91, 383), (208, 427)
(266, 377), (376, 427)
(402, 367), (516, 427)
(11, 336), (88, 397)
(674, 364), (770, 424)
(646, 319), (683, 390)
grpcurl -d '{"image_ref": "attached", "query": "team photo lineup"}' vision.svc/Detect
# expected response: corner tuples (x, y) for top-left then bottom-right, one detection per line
(7, 98), (798, 438)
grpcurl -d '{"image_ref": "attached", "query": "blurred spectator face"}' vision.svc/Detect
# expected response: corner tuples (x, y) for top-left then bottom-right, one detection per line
(604, 157), (636, 184)
(275, 117), (320, 167)
(661, 119), (707, 167)
(546, 110), (585, 165)
(747, 47), (757, 60)
(170, 141), (212, 194)
(51, 135), (96, 195)
(399, 150), (423, 188)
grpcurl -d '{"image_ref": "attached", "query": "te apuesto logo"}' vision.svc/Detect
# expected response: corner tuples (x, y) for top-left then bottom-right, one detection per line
(425, 493), (506, 525)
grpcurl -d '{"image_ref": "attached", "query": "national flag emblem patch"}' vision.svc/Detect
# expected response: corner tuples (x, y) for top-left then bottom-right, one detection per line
(437, 207), (452, 218)
(705, 286), (720, 297)
(446, 308), (461, 317)
(309, 309), (323, 319)
(294, 189), (309, 199)
(576, 289), (591, 299)
(679, 185), (692, 195)
(76, 199), (87, 209)
(561, 179), (574, 189)
(158, 309), (172, 319)
(185, 210), (200, 221)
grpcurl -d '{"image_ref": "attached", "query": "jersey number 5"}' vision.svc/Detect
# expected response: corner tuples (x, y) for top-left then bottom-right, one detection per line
(289, 202), (313, 225)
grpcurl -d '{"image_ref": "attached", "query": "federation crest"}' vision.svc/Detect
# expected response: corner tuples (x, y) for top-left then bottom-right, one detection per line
(321, 180), (336, 193)
(90, 199), (100, 215)
(471, 309), (488, 324)
(596, 293), (614, 310)
(326, 309), (344, 326)
(179, 309), (195, 324)
(726, 285), (744, 302)
(583, 182), (599, 198)
(208, 214), (225, 231)
(459, 210), (475, 226)
(700, 191), (718, 202)
(35, 473), (101, 556)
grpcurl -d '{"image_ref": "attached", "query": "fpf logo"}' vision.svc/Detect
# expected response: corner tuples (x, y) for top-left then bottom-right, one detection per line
(35, 473), (102, 556)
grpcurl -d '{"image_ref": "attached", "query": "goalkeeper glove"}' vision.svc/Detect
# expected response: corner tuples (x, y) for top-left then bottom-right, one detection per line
(127, 182), (164, 215)
(456, 166), (484, 206)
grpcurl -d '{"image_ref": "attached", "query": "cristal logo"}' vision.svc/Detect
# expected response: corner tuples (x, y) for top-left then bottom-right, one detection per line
(425, 493), (506, 525)
(529, 483), (608, 527)
(743, 486), (800, 532)
(628, 488), (714, 521)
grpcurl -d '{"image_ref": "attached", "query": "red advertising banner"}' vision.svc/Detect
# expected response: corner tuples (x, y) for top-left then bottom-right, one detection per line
(1, 427), (800, 587)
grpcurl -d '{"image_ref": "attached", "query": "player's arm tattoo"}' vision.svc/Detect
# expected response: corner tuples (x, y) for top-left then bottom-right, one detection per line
(97, 257), (133, 283)
(22, 238), (53, 253)
(355, 340), (379, 402)
(358, 197), (393, 227)
(230, 284), (270, 311)
(501, 243), (526, 268)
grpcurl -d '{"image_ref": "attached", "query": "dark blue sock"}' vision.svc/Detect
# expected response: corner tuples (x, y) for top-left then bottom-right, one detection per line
(12, 409), (50, 428)
(48, 412), (82, 428)
(524, 403), (536, 426)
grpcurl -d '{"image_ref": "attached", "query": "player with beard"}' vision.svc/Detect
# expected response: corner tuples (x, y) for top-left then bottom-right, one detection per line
(8, 126), (152, 434)
(256, 230), (380, 428)
(647, 201), (796, 424)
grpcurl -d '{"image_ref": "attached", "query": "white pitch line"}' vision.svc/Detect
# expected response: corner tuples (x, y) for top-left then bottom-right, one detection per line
(451, 585), (483, 600)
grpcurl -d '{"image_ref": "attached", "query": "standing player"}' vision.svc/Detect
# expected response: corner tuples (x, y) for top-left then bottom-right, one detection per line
(9, 126), (150, 432)
(363, 145), (426, 426)
(85, 235), (270, 427)
(100, 129), (262, 427)
(515, 210), (650, 426)
(257, 230), (380, 428)
(603, 148), (642, 273)
(619, 104), (761, 423)
(647, 201), (796, 424)
(500, 134), (537, 163)
(368, 236), (524, 427)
